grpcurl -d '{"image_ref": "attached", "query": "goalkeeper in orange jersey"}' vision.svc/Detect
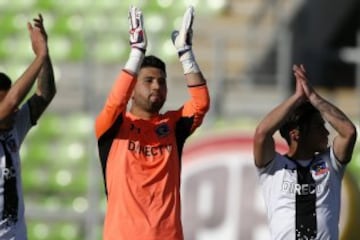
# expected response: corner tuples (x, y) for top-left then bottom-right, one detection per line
(95, 5), (210, 240)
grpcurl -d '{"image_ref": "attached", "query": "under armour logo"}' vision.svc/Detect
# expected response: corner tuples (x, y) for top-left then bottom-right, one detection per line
(130, 124), (141, 134)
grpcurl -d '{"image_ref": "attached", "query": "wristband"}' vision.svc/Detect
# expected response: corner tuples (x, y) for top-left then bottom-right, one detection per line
(179, 50), (200, 74)
(124, 48), (145, 74)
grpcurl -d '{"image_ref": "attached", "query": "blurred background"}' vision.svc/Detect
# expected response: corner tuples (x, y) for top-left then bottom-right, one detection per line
(0, 0), (359, 239)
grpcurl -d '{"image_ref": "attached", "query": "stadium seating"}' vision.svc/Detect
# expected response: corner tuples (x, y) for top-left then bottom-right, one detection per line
(21, 113), (93, 239)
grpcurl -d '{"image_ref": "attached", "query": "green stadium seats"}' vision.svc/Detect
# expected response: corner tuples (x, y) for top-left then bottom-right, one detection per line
(28, 221), (82, 240)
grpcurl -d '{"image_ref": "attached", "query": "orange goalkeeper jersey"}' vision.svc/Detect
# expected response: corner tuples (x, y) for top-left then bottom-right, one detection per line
(95, 70), (210, 240)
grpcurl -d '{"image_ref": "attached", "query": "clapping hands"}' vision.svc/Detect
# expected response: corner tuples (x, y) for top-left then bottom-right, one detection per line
(27, 14), (48, 57)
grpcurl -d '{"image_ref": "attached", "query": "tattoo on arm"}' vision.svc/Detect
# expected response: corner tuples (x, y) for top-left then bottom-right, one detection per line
(28, 94), (48, 124)
(37, 57), (56, 102)
(29, 57), (56, 122)
(316, 99), (348, 122)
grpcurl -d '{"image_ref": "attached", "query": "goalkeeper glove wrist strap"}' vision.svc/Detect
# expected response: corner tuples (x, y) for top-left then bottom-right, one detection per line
(124, 48), (145, 74)
(179, 50), (200, 74)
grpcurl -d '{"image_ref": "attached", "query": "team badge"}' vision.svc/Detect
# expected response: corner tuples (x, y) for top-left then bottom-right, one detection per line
(312, 161), (329, 176)
(155, 123), (170, 137)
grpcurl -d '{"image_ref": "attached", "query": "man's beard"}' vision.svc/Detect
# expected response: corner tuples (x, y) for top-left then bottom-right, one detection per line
(148, 101), (164, 113)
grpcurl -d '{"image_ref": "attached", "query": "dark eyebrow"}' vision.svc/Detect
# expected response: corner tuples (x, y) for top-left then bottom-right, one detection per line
(142, 76), (154, 80)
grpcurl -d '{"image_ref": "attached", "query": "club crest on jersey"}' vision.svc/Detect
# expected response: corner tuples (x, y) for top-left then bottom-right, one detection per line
(312, 161), (329, 176)
(155, 123), (170, 137)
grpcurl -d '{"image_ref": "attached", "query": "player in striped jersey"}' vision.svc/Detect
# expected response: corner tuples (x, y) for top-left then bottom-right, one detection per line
(253, 64), (357, 239)
(0, 14), (56, 239)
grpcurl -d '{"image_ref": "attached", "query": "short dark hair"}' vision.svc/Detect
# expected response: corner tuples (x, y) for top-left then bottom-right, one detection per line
(279, 102), (320, 144)
(0, 72), (12, 91)
(140, 55), (166, 76)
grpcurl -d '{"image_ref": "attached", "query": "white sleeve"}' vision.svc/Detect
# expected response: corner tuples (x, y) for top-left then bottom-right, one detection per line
(329, 146), (346, 177)
(257, 152), (281, 176)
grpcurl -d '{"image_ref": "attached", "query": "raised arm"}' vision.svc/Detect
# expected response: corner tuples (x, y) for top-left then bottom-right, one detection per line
(253, 67), (305, 168)
(172, 6), (206, 87)
(171, 6), (210, 121)
(28, 14), (56, 122)
(95, 6), (147, 138)
(294, 64), (357, 164)
(0, 16), (47, 121)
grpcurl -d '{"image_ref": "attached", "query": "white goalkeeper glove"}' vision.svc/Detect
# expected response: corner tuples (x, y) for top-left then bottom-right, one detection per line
(125, 6), (147, 74)
(171, 6), (200, 74)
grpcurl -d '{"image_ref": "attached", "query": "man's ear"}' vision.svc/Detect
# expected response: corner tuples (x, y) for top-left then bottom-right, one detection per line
(131, 83), (137, 100)
(289, 129), (300, 141)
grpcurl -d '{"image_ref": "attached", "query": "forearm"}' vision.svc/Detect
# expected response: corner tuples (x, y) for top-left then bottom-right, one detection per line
(185, 72), (206, 86)
(186, 84), (210, 114)
(4, 55), (45, 109)
(183, 54), (210, 117)
(253, 95), (301, 167)
(36, 56), (56, 102)
(309, 93), (356, 136)
(257, 94), (302, 135)
(124, 48), (145, 75)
